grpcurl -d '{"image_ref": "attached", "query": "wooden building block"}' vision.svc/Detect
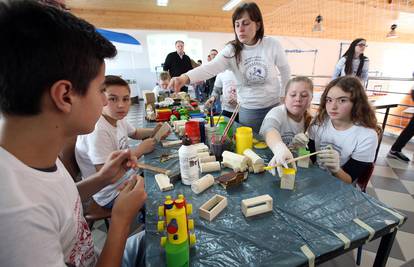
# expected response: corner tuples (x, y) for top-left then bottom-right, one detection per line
(153, 122), (171, 142)
(216, 171), (248, 189)
(197, 152), (210, 159)
(241, 194), (273, 217)
(199, 194), (228, 221)
(191, 174), (214, 194)
(280, 168), (296, 190)
(199, 155), (216, 164)
(222, 151), (249, 172)
(297, 148), (310, 168)
(155, 174), (173, 192)
(192, 143), (209, 153)
(243, 148), (264, 165)
(161, 139), (182, 148)
(200, 161), (221, 173)
(252, 163), (264, 173)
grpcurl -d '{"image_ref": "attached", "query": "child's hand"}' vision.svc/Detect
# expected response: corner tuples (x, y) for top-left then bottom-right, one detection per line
(204, 96), (215, 108)
(269, 142), (296, 177)
(139, 138), (156, 155)
(318, 148), (340, 174)
(112, 175), (147, 227)
(98, 149), (137, 184)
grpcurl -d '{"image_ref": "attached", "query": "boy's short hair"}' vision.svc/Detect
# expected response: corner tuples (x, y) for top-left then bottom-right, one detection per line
(159, 72), (171, 81)
(103, 75), (130, 93)
(0, 0), (117, 115)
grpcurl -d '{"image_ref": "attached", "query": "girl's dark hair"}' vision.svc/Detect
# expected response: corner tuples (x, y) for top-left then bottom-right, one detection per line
(342, 38), (367, 78)
(285, 76), (314, 131)
(229, 2), (264, 64)
(315, 76), (377, 130)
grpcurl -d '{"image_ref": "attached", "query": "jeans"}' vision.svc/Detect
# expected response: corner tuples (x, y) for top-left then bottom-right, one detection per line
(239, 104), (279, 133)
(121, 231), (146, 267)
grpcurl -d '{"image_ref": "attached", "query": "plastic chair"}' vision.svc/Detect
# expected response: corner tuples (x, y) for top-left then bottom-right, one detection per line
(58, 136), (111, 230)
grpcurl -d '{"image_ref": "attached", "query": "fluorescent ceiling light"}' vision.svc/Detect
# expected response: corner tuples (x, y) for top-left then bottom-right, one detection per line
(222, 0), (242, 11)
(157, 0), (168, 7)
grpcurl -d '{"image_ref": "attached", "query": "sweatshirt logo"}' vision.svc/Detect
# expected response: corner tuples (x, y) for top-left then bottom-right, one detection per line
(244, 58), (267, 85)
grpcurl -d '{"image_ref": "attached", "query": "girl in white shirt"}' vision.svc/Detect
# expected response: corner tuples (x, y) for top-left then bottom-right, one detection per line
(308, 76), (378, 184)
(168, 2), (291, 132)
(260, 76), (313, 176)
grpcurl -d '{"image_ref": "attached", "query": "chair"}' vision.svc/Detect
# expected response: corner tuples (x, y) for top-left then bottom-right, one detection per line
(58, 136), (111, 230)
(355, 126), (382, 265)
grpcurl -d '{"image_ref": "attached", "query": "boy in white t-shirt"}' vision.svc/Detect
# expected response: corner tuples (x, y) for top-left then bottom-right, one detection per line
(153, 71), (172, 99)
(76, 75), (169, 208)
(0, 2), (146, 266)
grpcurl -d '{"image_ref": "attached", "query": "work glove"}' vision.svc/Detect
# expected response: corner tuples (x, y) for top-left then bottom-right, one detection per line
(291, 133), (309, 148)
(317, 147), (340, 174)
(269, 142), (296, 177)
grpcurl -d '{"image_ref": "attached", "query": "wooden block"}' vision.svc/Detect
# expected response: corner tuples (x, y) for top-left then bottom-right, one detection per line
(143, 91), (156, 105)
(136, 162), (171, 176)
(161, 139), (182, 148)
(199, 155), (216, 164)
(155, 174), (173, 192)
(200, 161), (221, 173)
(241, 194), (273, 217)
(199, 194), (227, 221)
(191, 174), (214, 194)
(193, 143), (209, 153)
(197, 152), (210, 159)
(280, 168), (296, 190)
(153, 122), (171, 142)
(243, 148), (264, 165)
(222, 151), (249, 172)
(297, 148), (310, 168)
(216, 171), (248, 189)
(252, 163), (264, 173)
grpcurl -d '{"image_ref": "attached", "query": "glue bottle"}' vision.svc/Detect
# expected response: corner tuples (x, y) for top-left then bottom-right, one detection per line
(178, 136), (199, 185)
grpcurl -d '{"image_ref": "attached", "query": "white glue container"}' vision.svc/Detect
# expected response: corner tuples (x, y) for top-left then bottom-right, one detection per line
(179, 136), (199, 185)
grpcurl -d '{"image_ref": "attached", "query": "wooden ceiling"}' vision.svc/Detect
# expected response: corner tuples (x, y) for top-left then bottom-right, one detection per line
(67, 0), (414, 42)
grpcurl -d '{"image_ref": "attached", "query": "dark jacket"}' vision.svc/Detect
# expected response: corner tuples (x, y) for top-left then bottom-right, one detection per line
(163, 52), (193, 78)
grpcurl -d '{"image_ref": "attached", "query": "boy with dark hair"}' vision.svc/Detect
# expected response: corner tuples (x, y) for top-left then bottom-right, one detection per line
(0, 1), (146, 266)
(76, 75), (167, 209)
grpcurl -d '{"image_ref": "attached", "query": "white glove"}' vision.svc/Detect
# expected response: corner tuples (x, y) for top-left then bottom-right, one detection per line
(317, 148), (340, 173)
(291, 133), (309, 148)
(268, 142), (296, 177)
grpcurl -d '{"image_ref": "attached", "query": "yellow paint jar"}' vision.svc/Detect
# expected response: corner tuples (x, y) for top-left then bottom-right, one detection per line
(235, 126), (253, 154)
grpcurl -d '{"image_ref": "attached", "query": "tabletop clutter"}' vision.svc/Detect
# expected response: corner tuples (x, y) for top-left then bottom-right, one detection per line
(143, 91), (319, 266)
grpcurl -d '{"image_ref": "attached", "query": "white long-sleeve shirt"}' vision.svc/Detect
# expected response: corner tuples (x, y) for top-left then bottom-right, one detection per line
(186, 36), (291, 109)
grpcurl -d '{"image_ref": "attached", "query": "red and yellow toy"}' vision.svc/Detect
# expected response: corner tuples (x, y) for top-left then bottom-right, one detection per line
(157, 194), (196, 267)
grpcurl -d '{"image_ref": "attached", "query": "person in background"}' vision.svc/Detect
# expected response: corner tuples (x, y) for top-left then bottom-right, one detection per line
(205, 69), (239, 122)
(387, 77), (414, 162)
(163, 40), (193, 93)
(153, 71), (171, 98)
(76, 75), (168, 209)
(0, 1), (146, 266)
(308, 76), (378, 184)
(205, 49), (219, 98)
(168, 2), (291, 132)
(260, 76), (313, 176)
(332, 38), (369, 87)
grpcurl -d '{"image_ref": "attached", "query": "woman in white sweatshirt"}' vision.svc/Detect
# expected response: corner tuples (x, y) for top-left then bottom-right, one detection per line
(168, 2), (291, 132)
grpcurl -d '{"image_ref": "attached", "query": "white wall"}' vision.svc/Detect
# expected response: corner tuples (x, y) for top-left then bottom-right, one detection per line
(104, 28), (414, 97)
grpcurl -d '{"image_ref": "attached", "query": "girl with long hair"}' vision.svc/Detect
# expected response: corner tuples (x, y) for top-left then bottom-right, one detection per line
(308, 76), (378, 184)
(332, 38), (369, 86)
(260, 76), (314, 176)
(168, 2), (291, 132)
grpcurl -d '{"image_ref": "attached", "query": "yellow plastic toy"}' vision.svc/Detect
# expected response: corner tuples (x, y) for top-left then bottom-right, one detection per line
(157, 194), (196, 267)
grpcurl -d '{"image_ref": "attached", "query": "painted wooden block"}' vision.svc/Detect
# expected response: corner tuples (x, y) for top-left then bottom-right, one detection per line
(280, 168), (296, 190)
(199, 194), (227, 221)
(241, 194), (273, 217)
(155, 174), (173, 192)
(297, 147), (310, 168)
(216, 171), (248, 189)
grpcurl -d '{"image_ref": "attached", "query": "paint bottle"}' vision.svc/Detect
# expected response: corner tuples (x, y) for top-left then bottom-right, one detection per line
(235, 126), (253, 154)
(179, 136), (199, 185)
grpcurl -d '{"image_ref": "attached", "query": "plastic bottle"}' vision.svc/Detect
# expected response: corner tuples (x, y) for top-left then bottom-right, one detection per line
(235, 126), (253, 154)
(179, 136), (200, 185)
